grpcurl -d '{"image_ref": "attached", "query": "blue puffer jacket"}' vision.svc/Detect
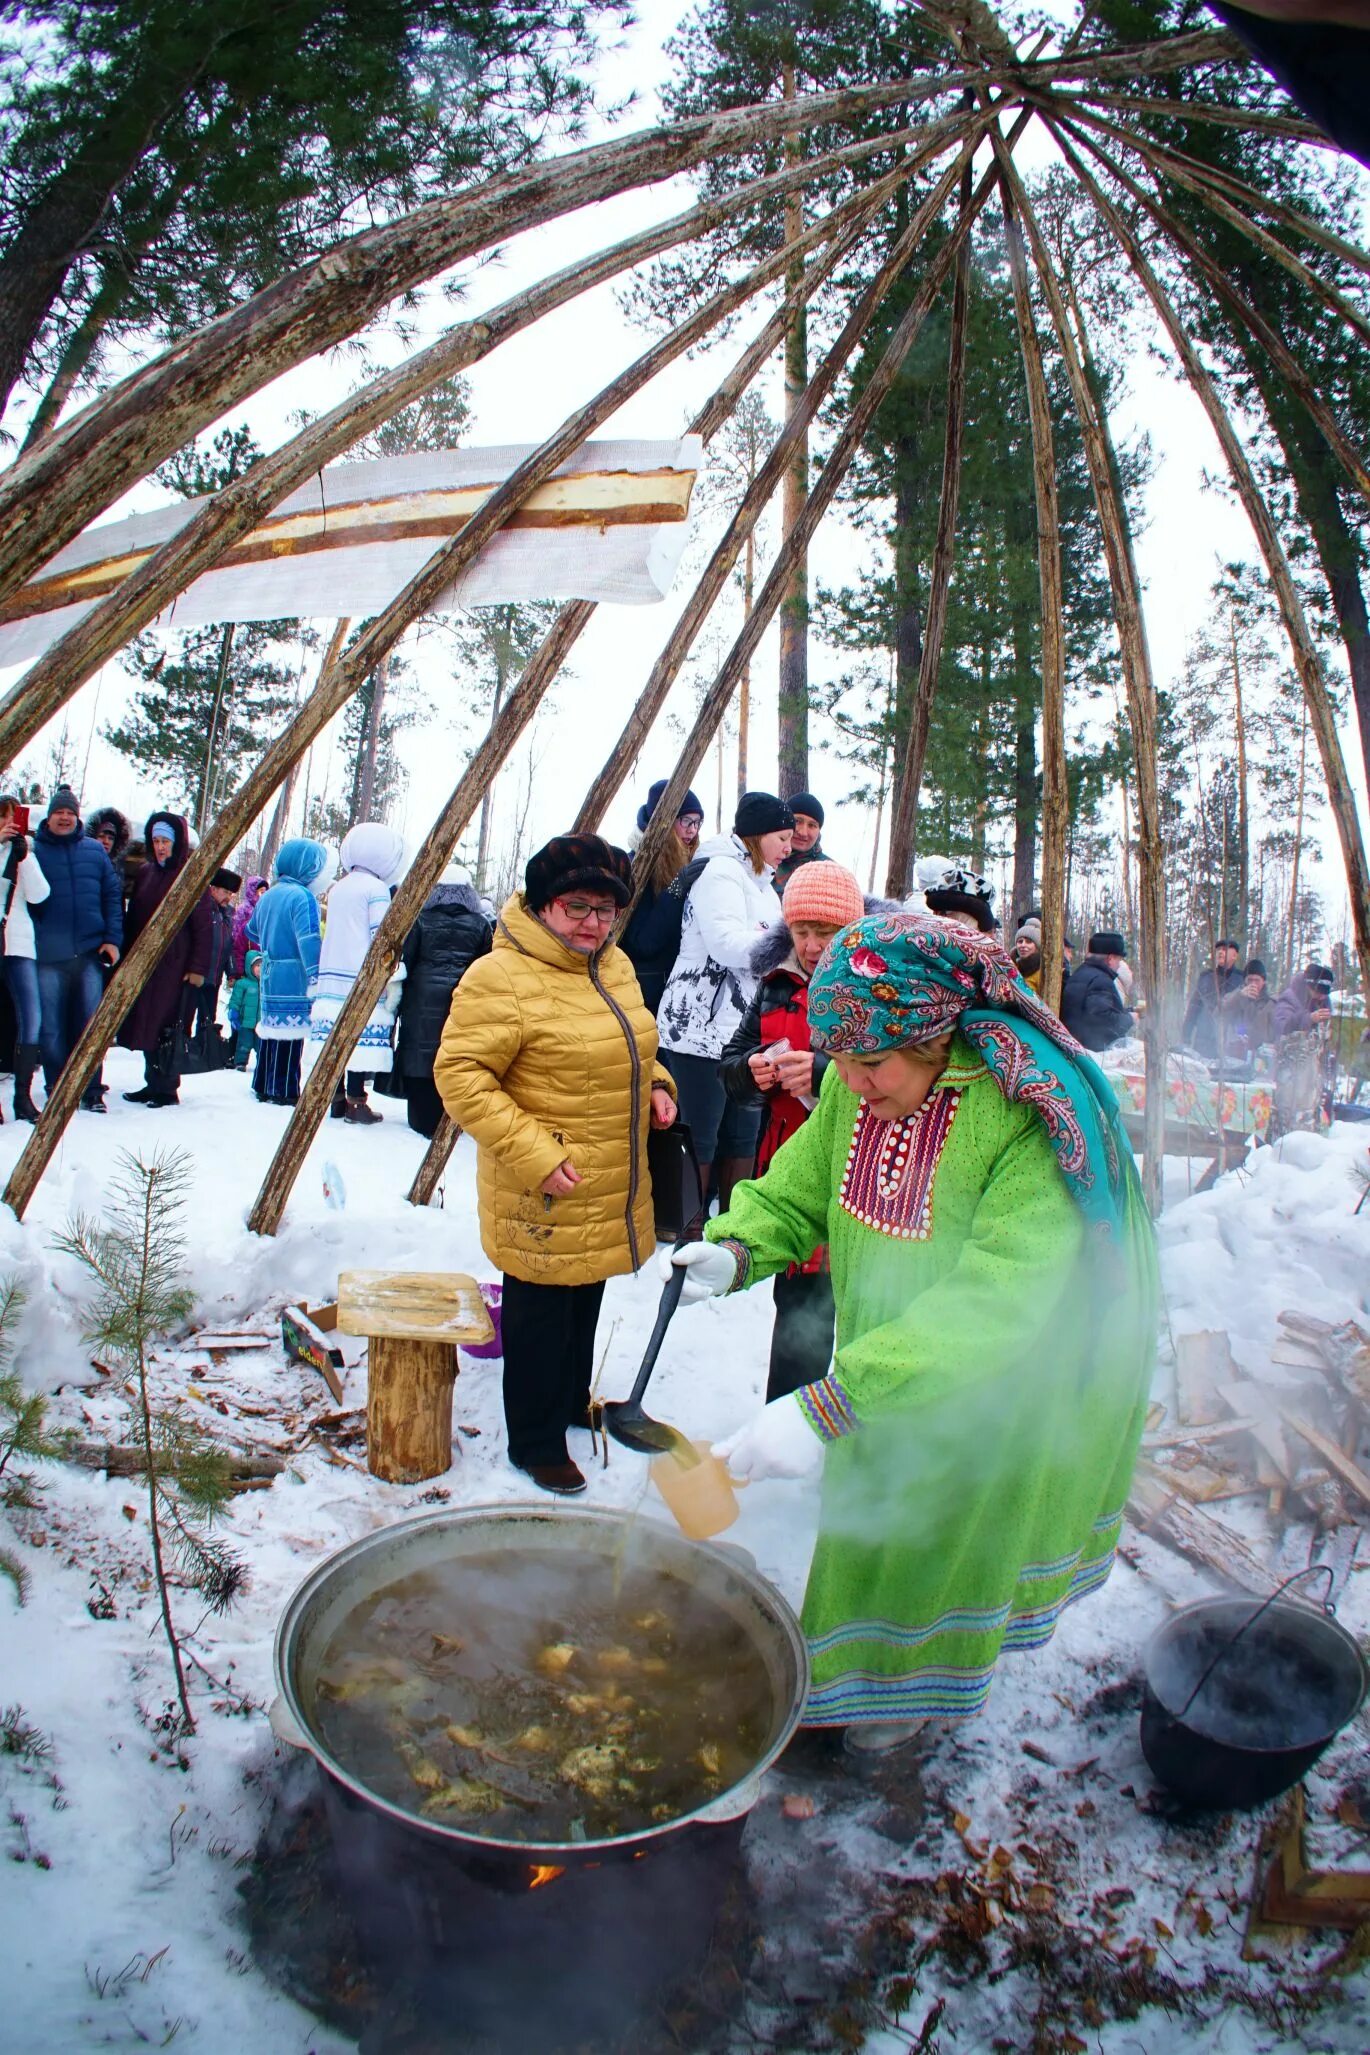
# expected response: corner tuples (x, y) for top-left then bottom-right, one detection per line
(32, 820), (123, 961)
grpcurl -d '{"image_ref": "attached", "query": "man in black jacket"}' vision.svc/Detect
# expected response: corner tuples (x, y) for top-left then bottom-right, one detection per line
(1060, 930), (1135, 1052)
(1181, 939), (1242, 1057)
(774, 792), (829, 891)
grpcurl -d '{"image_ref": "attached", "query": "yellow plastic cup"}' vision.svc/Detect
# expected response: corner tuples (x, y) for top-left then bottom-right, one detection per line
(649, 1437), (748, 1539)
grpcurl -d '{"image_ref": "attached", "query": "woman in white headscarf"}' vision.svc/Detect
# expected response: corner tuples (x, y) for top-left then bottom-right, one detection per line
(309, 822), (406, 1124)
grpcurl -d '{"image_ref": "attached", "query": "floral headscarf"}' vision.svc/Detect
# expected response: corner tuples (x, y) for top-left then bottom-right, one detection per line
(808, 912), (1136, 1240)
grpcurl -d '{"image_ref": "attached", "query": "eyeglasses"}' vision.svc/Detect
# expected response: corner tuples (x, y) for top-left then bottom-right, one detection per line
(555, 898), (617, 924)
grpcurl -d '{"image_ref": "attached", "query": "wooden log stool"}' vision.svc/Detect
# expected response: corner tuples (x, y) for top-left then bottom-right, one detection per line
(337, 1270), (493, 1483)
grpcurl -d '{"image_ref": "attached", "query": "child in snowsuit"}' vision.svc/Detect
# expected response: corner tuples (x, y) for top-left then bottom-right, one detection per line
(227, 950), (263, 1070)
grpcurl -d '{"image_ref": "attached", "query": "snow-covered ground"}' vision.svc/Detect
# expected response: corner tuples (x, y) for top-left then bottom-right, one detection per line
(2, 1061), (1367, 2050)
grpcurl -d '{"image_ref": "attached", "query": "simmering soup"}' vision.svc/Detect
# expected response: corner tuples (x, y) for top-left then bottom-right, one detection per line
(311, 1546), (775, 1843)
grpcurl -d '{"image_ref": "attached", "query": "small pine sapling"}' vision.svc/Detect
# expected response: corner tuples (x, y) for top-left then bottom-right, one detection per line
(55, 1149), (245, 1736)
(0, 1279), (70, 1603)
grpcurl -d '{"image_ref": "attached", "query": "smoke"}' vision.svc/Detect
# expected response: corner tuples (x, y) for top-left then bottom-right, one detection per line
(813, 1226), (1154, 1562)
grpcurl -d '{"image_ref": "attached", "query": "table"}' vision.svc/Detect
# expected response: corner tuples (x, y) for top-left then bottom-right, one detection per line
(336, 1270), (493, 1483)
(1103, 1052), (1274, 1190)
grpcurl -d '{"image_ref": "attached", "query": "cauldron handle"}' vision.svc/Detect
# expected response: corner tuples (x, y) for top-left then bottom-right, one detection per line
(1175, 1565), (1336, 1722)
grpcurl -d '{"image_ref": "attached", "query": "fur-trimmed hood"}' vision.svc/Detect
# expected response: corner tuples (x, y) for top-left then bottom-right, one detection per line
(86, 806), (131, 861)
(751, 896), (897, 980)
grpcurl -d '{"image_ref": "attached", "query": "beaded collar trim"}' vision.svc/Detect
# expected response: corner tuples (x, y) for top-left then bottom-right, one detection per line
(837, 1090), (961, 1241)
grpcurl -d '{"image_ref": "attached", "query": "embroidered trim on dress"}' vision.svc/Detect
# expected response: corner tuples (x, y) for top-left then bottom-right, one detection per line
(797, 1372), (858, 1441)
(837, 1090), (960, 1240)
(803, 1536), (1122, 1724)
(715, 1237), (752, 1295)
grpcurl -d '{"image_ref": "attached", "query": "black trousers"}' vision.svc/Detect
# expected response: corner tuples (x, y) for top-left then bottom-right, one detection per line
(767, 1268), (835, 1402)
(500, 1273), (606, 1468)
(405, 1075), (444, 1138)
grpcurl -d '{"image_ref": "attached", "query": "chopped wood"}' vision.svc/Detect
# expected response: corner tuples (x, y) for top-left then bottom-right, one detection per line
(1145, 1457), (1253, 1505)
(1143, 1416), (1258, 1451)
(336, 1270), (490, 1346)
(1174, 1332), (1235, 1427)
(1252, 1790), (1370, 1938)
(66, 1442), (284, 1489)
(1215, 1379), (1292, 1487)
(1127, 1469), (1276, 1596)
(1280, 1412), (1370, 1511)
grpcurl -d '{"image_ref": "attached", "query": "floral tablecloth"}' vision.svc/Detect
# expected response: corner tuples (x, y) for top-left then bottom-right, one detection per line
(1101, 1046), (1273, 1142)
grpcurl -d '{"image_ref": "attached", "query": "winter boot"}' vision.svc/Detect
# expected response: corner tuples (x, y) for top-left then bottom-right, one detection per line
(330, 1087), (348, 1119)
(12, 1046), (39, 1122)
(342, 1095), (382, 1125)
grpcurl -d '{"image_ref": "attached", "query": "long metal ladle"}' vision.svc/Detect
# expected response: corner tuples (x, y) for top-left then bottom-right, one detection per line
(601, 1253), (696, 1459)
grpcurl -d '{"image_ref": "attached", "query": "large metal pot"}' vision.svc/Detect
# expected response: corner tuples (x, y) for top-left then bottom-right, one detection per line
(272, 1504), (809, 2037)
(273, 1501), (810, 1865)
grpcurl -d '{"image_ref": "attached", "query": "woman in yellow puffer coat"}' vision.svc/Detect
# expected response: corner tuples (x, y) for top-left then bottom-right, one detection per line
(435, 835), (677, 1496)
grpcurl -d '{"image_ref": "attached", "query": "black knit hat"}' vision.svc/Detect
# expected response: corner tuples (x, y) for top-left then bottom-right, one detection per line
(734, 791), (795, 838)
(1244, 959), (1266, 979)
(525, 834), (633, 912)
(637, 778), (704, 833)
(785, 790), (824, 827)
(1089, 930), (1127, 957)
(212, 867), (243, 892)
(46, 785), (80, 819)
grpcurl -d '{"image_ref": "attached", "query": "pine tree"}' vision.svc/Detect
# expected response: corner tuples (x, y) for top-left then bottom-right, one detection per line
(55, 1150), (244, 1738)
(1, 0), (633, 433)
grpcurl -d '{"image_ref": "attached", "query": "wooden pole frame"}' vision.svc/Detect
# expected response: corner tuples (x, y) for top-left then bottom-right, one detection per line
(4, 180), (903, 1222)
(0, 111), (974, 769)
(0, 30), (1246, 605)
(243, 187), (915, 1233)
(995, 164), (1068, 1016)
(1060, 102), (1370, 319)
(574, 118), (996, 835)
(0, 73), (976, 601)
(993, 137), (1169, 1208)
(624, 128), (1007, 915)
(883, 139), (973, 899)
(1065, 127), (1370, 515)
(1052, 119), (1370, 999)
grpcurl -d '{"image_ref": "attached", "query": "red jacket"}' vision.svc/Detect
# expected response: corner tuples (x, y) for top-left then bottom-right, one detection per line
(720, 928), (831, 1276)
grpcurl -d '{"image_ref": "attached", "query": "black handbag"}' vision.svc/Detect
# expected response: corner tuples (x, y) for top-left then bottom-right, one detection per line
(159, 995), (233, 1078)
(647, 1120), (704, 1241)
(179, 1017), (233, 1075)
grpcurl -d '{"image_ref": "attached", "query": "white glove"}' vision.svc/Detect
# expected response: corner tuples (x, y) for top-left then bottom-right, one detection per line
(380, 973), (405, 1021)
(657, 1240), (739, 1305)
(713, 1397), (824, 1482)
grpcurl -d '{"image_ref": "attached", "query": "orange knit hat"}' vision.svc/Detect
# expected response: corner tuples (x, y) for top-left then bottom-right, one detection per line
(781, 861), (865, 930)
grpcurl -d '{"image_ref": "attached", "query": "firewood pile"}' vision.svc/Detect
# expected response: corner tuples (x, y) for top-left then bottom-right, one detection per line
(1127, 1320), (1370, 1596)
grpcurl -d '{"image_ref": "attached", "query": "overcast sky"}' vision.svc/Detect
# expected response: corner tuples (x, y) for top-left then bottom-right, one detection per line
(2, 0), (1363, 934)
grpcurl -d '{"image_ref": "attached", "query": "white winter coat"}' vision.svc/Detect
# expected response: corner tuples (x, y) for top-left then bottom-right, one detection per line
(657, 832), (780, 1060)
(0, 848), (51, 959)
(309, 823), (406, 1071)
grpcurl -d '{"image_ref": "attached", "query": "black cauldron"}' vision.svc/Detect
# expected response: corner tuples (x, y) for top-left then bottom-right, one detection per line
(1140, 1589), (1367, 1810)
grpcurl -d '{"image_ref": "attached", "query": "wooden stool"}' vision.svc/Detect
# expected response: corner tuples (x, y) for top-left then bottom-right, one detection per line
(336, 1270), (493, 1483)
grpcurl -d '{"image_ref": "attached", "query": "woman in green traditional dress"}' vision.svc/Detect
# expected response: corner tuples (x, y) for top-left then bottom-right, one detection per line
(664, 912), (1158, 1756)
